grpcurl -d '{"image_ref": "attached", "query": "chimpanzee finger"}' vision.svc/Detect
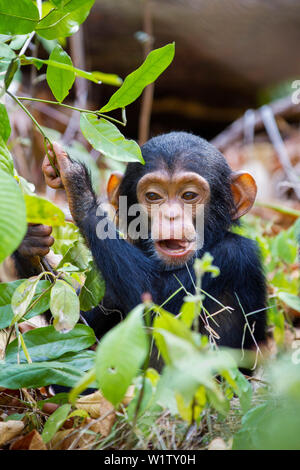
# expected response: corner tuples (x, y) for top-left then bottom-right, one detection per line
(46, 142), (71, 173)
(29, 246), (51, 257)
(18, 242), (51, 258)
(24, 235), (54, 248)
(27, 224), (53, 237)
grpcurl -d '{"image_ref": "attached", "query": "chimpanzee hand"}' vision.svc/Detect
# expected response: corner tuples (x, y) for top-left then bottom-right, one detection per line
(12, 224), (55, 278)
(42, 142), (70, 189)
(42, 142), (96, 225)
(17, 224), (54, 259)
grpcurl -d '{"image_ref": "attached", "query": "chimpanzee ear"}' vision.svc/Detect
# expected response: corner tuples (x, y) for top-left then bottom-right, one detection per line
(107, 172), (123, 209)
(230, 172), (257, 220)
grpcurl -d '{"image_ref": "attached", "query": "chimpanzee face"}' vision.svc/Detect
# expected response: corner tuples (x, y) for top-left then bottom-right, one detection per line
(136, 169), (210, 265)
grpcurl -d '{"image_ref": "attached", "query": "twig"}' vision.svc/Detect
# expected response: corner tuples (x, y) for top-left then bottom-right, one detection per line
(261, 105), (300, 199)
(14, 96), (126, 126)
(211, 96), (300, 152)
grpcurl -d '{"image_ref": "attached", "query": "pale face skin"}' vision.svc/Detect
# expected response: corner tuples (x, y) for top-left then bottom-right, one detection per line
(137, 170), (210, 266)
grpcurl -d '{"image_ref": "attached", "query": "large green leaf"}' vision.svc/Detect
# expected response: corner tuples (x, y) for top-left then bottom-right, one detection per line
(0, 136), (14, 175)
(0, 361), (84, 389)
(0, 168), (26, 264)
(46, 44), (75, 102)
(0, 104), (11, 142)
(79, 266), (105, 311)
(100, 43), (175, 113)
(0, 0), (39, 35)
(55, 350), (95, 370)
(6, 324), (96, 363)
(25, 194), (65, 226)
(95, 305), (148, 407)
(80, 114), (143, 163)
(36, 0), (95, 40)
(50, 279), (80, 332)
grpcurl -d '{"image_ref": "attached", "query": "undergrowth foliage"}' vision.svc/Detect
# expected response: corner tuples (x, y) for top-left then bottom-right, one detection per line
(0, 1), (299, 450)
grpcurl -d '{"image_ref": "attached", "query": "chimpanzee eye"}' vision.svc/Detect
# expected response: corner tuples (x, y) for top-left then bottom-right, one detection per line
(182, 191), (198, 201)
(145, 192), (162, 201)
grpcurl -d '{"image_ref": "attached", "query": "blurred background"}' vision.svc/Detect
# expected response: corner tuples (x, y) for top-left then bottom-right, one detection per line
(8, 0), (300, 227)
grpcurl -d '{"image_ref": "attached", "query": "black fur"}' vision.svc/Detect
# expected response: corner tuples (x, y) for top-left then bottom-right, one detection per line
(80, 132), (266, 351)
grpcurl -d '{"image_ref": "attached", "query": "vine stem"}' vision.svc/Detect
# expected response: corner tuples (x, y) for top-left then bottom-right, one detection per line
(7, 91), (48, 139)
(7, 90), (59, 175)
(15, 95), (126, 127)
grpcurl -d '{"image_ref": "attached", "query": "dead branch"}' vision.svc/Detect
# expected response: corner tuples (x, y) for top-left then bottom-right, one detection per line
(211, 96), (300, 152)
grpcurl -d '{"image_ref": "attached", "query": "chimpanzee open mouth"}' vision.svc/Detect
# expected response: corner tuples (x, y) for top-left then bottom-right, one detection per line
(155, 239), (196, 258)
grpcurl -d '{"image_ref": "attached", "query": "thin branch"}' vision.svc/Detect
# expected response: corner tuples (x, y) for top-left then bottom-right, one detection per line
(211, 95), (300, 152)
(14, 95), (126, 126)
(261, 105), (300, 199)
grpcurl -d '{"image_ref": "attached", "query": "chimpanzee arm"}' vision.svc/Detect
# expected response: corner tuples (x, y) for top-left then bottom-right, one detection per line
(61, 160), (157, 313)
(202, 232), (266, 349)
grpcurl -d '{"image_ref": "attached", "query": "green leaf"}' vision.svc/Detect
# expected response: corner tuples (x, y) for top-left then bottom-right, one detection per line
(52, 222), (79, 255)
(0, 104), (11, 142)
(89, 70), (122, 87)
(79, 266), (105, 311)
(21, 55), (107, 85)
(0, 361), (84, 389)
(42, 403), (72, 443)
(24, 280), (52, 320)
(55, 350), (95, 371)
(100, 43), (175, 113)
(11, 274), (44, 324)
(221, 368), (252, 413)
(50, 279), (80, 332)
(0, 279), (51, 329)
(25, 194), (65, 226)
(0, 280), (22, 328)
(58, 238), (92, 270)
(9, 34), (29, 51)
(0, 42), (16, 75)
(80, 114), (143, 163)
(95, 305), (148, 407)
(36, 0), (95, 40)
(0, 136), (14, 175)
(46, 44), (75, 102)
(6, 324), (96, 364)
(278, 292), (300, 312)
(179, 302), (196, 328)
(0, 0), (39, 35)
(50, 0), (68, 8)
(153, 309), (195, 364)
(0, 168), (26, 264)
